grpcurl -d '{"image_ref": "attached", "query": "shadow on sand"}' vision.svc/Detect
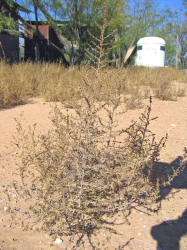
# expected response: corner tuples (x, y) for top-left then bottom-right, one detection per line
(150, 157), (187, 250)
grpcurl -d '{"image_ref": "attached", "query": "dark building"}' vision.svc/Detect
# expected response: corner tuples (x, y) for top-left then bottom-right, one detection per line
(0, 2), (19, 62)
(24, 22), (65, 63)
(0, 33), (19, 63)
(0, 1), (30, 63)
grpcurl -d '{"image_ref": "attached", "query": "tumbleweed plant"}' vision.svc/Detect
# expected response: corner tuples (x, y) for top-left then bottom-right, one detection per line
(13, 86), (187, 249)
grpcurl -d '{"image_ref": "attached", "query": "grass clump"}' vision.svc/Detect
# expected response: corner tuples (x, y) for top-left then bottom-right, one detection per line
(0, 61), (42, 108)
(0, 61), (26, 108)
(124, 66), (187, 101)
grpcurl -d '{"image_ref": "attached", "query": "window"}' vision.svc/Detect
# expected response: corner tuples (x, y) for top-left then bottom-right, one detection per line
(137, 45), (142, 50)
(160, 46), (165, 51)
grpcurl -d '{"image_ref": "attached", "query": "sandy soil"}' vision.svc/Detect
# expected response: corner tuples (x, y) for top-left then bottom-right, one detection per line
(0, 96), (187, 250)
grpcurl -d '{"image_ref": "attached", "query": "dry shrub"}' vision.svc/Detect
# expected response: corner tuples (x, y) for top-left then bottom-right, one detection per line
(12, 78), (186, 248)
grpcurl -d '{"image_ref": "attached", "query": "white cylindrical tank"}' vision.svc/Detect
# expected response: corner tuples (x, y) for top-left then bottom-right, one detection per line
(135, 37), (166, 67)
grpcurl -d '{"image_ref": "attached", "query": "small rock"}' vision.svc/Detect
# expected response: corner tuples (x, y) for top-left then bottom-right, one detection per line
(54, 238), (63, 245)
(4, 206), (9, 212)
(33, 225), (39, 231)
(170, 124), (176, 127)
(0, 184), (5, 188)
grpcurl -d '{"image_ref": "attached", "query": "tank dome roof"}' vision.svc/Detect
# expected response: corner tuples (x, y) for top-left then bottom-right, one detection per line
(137, 37), (165, 45)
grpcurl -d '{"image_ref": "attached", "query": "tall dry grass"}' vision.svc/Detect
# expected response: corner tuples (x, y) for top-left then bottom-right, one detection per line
(0, 60), (187, 109)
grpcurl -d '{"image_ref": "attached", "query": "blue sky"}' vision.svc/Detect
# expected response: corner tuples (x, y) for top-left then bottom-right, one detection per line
(18, 0), (185, 17)
(157, 0), (184, 12)
(18, 0), (186, 24)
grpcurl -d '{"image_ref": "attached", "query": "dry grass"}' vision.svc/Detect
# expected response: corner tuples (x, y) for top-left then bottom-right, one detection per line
(0, 61), (187, 109)
(0, 61), (41, 108)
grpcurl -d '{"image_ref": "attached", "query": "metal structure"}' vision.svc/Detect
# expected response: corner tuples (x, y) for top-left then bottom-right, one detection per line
(24, 22), (68, 63)
(135, 37), (166, 67)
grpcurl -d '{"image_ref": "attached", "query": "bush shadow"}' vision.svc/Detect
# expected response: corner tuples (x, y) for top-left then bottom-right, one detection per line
(157, 156), (187, 200)
(151, 208), (187, 250)
(150, 157), (187, 250)
(0, 98), (37, 111)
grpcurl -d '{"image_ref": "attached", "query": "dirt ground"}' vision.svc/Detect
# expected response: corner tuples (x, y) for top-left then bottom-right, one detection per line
(0, 95), (187, 250)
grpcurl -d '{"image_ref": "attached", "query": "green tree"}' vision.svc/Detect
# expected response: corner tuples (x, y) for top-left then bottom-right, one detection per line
(153, 9), (176, 65)
(157, 8), (187, 68)
(0, 0), (30, 33)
